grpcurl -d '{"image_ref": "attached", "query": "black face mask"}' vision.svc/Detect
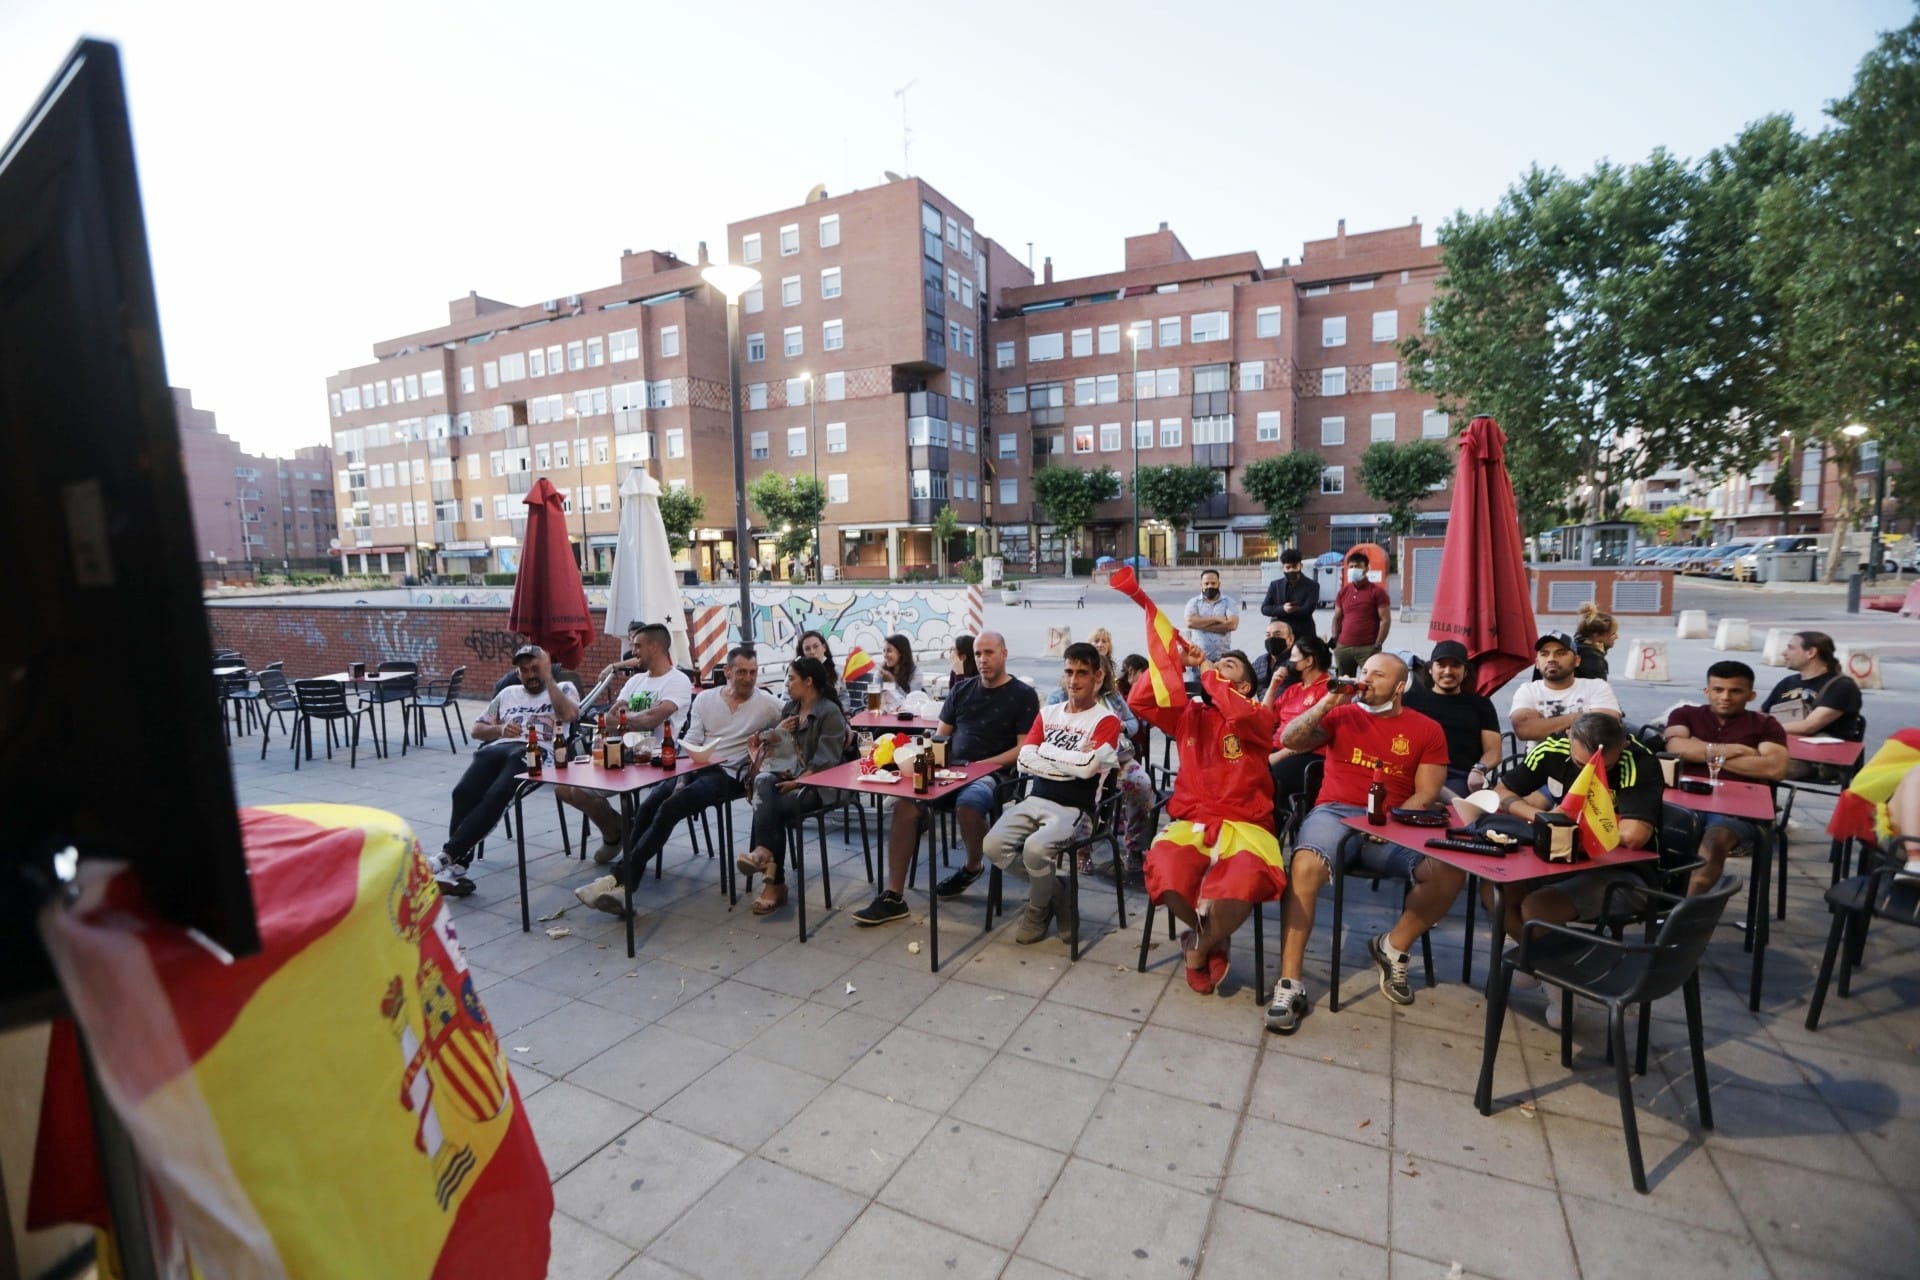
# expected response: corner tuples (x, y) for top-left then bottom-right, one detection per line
(1283, 567), (1300, 575)
(1203, 586), (1220, 600)
(1266, 638), (1290, 658)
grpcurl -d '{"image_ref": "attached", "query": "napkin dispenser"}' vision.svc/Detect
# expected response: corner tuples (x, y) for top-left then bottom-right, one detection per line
(1533, 811), (1581, 863)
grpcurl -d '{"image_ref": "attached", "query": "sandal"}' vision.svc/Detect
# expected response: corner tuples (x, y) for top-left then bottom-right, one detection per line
(736, 847), (774, 878)
(1180, 930), (1217, 994)
(751, 881), (788, 915)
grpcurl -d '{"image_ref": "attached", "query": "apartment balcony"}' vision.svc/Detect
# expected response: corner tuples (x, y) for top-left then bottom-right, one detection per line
(1192, 443), (1233, 469)
(1195, 491), (1231, 520)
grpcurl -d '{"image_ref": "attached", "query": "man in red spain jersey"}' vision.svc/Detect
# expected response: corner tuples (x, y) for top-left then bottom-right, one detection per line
(1112, 565), (1284, 996)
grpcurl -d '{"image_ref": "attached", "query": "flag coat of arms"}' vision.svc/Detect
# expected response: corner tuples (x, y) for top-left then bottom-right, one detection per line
(1557, 759), (1621, 857)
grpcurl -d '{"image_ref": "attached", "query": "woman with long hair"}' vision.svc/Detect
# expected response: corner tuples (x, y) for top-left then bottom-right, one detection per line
(1573, 602), (1617, 680)
(881, 633), (922, 701)
(794, 629), (839, 696)
(1268, 634), (1334, 819)
(736, 656), (850, 916)
(950, 634), (978, 681)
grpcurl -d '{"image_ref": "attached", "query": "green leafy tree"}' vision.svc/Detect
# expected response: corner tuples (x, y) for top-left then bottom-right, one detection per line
(1240, 451), (1326, 550)
(1031, 465), (1121, 576)
(932, 504), (960, 579)
(747, 471), (827, 563)
(1131, 464), (1219, 567)
(1358, 440), (1453, 542)
(1620, 503), (1712, 545)
(656, 487), (705, 556)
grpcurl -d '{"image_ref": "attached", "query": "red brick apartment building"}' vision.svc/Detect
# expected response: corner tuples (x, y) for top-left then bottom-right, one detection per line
(322, 180), (1447, 579)
(176, 387), (337, 569)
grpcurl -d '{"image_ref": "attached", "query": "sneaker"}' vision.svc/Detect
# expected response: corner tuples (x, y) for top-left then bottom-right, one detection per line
(935, 865), (984, 899)
(1545, 992), (1567, 1031)
(1266, 978), (1310, 1034)
(574, 874), (629, 918)
(430, 850), (476, 898)
(1014, 899), (1053, 944)
(852, 891), (910, 927)
(1368, 933), (1414, 1006)
(592, 823), (626, 865)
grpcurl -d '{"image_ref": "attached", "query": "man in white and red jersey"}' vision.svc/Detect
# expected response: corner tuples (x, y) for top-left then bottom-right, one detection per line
(973, 643), (1123, 946)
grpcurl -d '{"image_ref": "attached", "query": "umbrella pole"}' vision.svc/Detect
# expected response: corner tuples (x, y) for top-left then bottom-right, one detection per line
(725, 298), (755, 642)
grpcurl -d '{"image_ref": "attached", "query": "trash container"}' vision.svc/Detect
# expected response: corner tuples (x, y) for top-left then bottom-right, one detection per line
(1764, 551), (1815, 583)
(1315, 562), (1342, 601)
(983, 556), (1003, 588)
(681, 569), (699, 586)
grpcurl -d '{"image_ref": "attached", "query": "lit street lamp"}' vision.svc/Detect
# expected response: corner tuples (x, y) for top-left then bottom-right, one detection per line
(1843, 422), (1887, 580)
(702, 260), (763, 640)
(566, 406), (590, 573)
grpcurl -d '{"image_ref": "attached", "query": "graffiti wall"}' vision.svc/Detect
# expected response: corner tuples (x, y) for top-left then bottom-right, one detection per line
(682, 585), (984, 663)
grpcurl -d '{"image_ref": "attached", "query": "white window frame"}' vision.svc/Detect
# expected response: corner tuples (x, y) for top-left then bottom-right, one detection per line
(660, 326), (679, 358)
(1373, 310), (1398, 343)
(826, 422), (847, 453)
(779, 223), (799, 256)
(1158, 317), (1181, 348)
(783, 326), (803, 357)
(1256, 306), (1282, 339)
(1371, 362), (1397, 393)
(742, 232), (762, 263)
(1240, 361), (1265, 391)
(1256, 411), (1282, 442)
(996, 341), (1016, 369)
(1322, 368), (1347, 397)
(1322, 466), (1345, 495)
(1422, 409), (1450, 439)
(1370, 412), (1396, 442)
(1322, 316), (1347, 347)
(1321, 416), (1346, 446)
(782, 275), (801, 307)
(827, 473), (849, 504)
(1190, 311), (1229, 343)
(1028, 332), (1064, 362)
(1159, 417), (1182, 448)
(818, 214), (840, 248)
(1071, 328), (1093, 358)
(749, 431), (770, 459)
(820, 267), (842, 299)
(788, 427), (808, 457)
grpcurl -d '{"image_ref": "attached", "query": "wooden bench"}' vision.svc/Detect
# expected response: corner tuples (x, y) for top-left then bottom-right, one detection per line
(1019, 583), (1086, 608)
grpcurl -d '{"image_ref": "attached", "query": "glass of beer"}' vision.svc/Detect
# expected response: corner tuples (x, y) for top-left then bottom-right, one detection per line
(866, 688), (882, 713)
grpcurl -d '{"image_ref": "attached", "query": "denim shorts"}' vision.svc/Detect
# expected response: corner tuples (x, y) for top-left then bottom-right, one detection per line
(1702, 813), (1763, 856)
(1294, 802), (1424, 885)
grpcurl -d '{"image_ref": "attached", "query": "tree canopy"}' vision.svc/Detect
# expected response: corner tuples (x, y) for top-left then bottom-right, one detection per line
(1358, 440), (1453, 539)
(747, 472), (826, 561)
(1241, 451), (1326, 549)
(1031, 465), (1121, 575)
(656, 487), (704, 556)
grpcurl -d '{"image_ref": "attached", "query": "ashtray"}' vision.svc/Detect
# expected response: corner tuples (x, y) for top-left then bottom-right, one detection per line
(897, 712), (917, 721)
(1391, 809), (1448, 827)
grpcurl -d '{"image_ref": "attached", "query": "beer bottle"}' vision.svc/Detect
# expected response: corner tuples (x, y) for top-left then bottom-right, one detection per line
(912, 748), (929, 795)
(1366, 763), (1387, 826)
(525, 722), (542, 776)
(553, 727), (569, 767)
(658, 721), (678, 770)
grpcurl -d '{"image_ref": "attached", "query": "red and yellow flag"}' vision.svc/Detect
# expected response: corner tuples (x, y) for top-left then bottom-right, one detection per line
(31, 805), (552, 1278)
(1828, 728), (1920, 845)
(843, 646), (874, 682)
(1109, 565), (1187, 708)
(1558, 758), (1621, 857)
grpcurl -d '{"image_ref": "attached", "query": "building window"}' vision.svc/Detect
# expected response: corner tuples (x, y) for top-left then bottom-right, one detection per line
(782, 275), (801, 307)
(996, 341), (1016, 369)
(499, 351), (527, 381)
(1158, 317), (1181, 348)
(1256, 306), (1282, 339)
(823, 372), (845, 401)
(947, 268), (960, 299)
(747, 332), (766, 362)
(1256, 411), (1282, 442)
(1349, 278), (1375, 291)
(960, 227), (972, 258)
(1072, 328), (1093, 358)
(826, 472), (848, 504)
(1073, 425), (1095, 454)
(1321, 416), (1346, 445)
(749, 431), (769, 459)
(1193, 415), (1233, 445)
(1322, 317), (1346, 347)
(1240, 361), (1265, 391)
(1006, 385), (1027, 413)
(566, 341), (584, 371)
(330, 391), (343, 417)
(1028, 333), (1064, 362)
(999, 477), (1018, 505)
(820, 267), (841, 299)
(1134, 419), (1153, 449)
(609, 329), (639, 362)
(788, 427), (808, 457)
(1322, 466), (1345, 494)
(587, 336), (604, 366)
(784, 326), (803, 357)
(823, 319), (844, 350)
(1371, 412), (1396, 442)
(1191, 311), (1229, 343)
(744, 285), (764, 314)
(960, 278), (973, 308)
(471, 497), (486, 521)
(546, 346), (563, 377)
(945, 216), (959, 249)
(786, 376), (809, 405)
(742, 232), (761, 263)
(1373, 310), (1398, 343)
(1160, 417), (1183, 448)
(1322, 368), (1347, 397)
(962, 327), (975, 357)
(648, 379), (675, 409)
(528, 348), (546, 378)
(596, 484), (613, 512)
(1129, 319), (1152, 350)
(1075, 377), (1097, 406)
(826, 422), (847, 453)
(949, 319), (962, 349)
(1156, 368), (1180, 397)
(666, 429), (685, 458)
(1371, 362), (1397, 393)
(421, 370), (443, 397)
(1422, 409), (1450, 439)
(1100, 423), (1122, 452)
(819, 214), (840, 248)
(748, 382), (768, 411)
(593, 436), (610, 463)
(779, 223), (799, 255)
(998, 431), (1017, 459)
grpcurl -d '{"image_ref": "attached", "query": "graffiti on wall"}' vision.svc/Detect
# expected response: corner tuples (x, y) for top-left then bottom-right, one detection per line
(352, 611), (439, 665)
(683, 586), (977, 663)
(275, 614), (329, 651)
(464, 629), (527, 664)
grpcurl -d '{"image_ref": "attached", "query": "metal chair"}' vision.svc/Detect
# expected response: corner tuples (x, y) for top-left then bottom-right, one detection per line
(290, 679), (378, 768)
(1476, 875), (1740, 1194)
(255, 669), (300, 758)
(1805, 839), (1920, 1031)
(360, 662), (418, 756)
(412, 666), (470, 752)
(983, 770), (1128, 962)
(1323, 825), (1437, 1011)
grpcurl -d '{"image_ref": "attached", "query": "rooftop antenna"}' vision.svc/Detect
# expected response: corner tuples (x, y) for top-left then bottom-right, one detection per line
(894, 79), (916, 176)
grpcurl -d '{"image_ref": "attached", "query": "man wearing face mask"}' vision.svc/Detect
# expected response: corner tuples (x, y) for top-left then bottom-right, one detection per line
(1252, 618), (1296, 691)
(1259, 548), (1319, 642)
(1184, 570), (1239, 666)
(1330, 553), (1391, 677)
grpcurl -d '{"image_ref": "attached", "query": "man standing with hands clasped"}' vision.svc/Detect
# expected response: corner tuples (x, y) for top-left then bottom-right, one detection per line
(1260, 547), (1319, 642)
(1330, 552), (1390, 677)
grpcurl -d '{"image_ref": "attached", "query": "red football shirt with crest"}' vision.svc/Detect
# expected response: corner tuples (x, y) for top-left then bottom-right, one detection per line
(1130, 668), (1277, 826)
(1316, 703), (1449, 807)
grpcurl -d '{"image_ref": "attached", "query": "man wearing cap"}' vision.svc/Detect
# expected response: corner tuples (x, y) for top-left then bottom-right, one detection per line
(1330, 552), (1391, 677)
(1509, 631), (1621, 743)
(1404, 641), (1503, 795)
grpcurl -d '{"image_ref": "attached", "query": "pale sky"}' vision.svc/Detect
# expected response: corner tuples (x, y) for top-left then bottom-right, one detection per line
(4, 0), (1909, 457)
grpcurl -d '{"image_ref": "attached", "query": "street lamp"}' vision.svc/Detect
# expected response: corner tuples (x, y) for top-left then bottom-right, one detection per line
(799, 369), (821, 583)
(1843, 422), (1887, 580)
(702, 260), (763, 640)
(1128, 326), (1141, 566)
(565, 406), (589, 573)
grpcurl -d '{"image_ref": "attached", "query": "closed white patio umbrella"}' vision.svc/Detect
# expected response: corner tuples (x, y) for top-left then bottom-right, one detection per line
(605, 467), (691, 668)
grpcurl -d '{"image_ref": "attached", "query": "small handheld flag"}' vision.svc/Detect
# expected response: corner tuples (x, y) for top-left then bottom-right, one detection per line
(843, 647), (874, 682)
(1557, 759), (1620, 857)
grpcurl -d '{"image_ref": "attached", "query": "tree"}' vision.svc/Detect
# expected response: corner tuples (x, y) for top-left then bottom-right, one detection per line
(1620, 503), (1711, 545)
(656, 487), (704, 556)
(1031, 465), (1121, 576)
(932, 504), (960, 580)
(1358, 440), (1453, 542)
(747, 471), (827, 564)
(1131, 464), (1219, 567)
(1241, 451), (1326, 550)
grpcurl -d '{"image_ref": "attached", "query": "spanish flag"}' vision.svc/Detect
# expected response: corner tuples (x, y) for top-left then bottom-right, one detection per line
(30, 805), (552, 1277)
(843, 646), (875, 682)
(1109, 565), (1187, 708)
(1829, 728), (1920, 845)
(1558, 758), (1621, 857)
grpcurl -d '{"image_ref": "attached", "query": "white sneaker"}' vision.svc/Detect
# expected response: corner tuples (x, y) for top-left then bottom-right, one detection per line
(429, 850), (474, 897)
(1545, 993), (1567, 1031)
(574, 874), (628, 917)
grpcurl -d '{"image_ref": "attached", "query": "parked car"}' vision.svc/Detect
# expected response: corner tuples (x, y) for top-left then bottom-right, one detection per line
(1732, 535), (1820, 581)
(1705, 543), (1757, 577)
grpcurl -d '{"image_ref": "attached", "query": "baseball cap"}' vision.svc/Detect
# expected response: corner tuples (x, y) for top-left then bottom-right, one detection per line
(1429, 640), (1470, 664)
(1535, 632), (1576, 653)
(512, 643), (541, 662)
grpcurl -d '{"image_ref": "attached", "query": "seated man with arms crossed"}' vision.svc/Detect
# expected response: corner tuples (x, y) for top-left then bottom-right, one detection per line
(1509, 631), (1621, 743)
(556, 621), (694, 858)
(979, 642), (1123, 945)
(1272, 652), (1456, 1030)
(574, 645), (783, 916)
(853, 631), (1039, 926)
(431, 645), (577, 896)
(1663, 660), (1789, 895)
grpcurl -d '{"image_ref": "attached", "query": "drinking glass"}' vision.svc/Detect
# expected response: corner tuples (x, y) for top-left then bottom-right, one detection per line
(1706, 747), (1725, 786)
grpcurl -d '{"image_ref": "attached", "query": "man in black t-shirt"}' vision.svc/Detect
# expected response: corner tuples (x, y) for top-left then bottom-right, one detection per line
(1762, 631), (1864, 779)
(853, 630), (1041, 926)
(1403, 640), (1502, 795)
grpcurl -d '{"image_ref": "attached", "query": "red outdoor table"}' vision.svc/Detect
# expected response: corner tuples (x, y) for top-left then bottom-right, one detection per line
(1788, 737), (1865, 769)
(851, 710), (940, 735)
(1664, 778), (1781, 1009)
(800, 757), (1004, 971)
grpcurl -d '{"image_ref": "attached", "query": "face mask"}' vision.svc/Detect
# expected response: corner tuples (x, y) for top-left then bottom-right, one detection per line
(1266, 638), (1290, 658)
(1358, 693), (1397, 715)
(1283, 567), (1299, 576)
(1348, 568), (1366, 583)
(1203, 586), (1220, 599)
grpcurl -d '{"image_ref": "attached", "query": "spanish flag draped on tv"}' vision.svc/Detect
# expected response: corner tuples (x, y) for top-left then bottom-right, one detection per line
(30, 805), (551, 1278)
(1557, 758), (1621, 857)
(843, 646), (875, 682)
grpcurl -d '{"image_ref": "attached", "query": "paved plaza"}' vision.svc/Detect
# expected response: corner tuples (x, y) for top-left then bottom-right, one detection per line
(228, 595), (1920, 1280)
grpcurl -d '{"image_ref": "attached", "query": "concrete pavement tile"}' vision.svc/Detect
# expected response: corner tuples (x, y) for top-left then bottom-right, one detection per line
(1219, 1116), (1391, 1247)
(567, 1025), (730, 1112)
(1114, 1023), (1258, 1106)
(808, 1204), (1007, 1280)
(1044, 948), (1173, 1020)
(826, 956), (944, 1023)
(1007, 1003), (1142, 1079)
(1258, 998), (1396, 1074)
(759, 1081), (939, 1196)
(652, 1051), (827, 1150)
(574, 960), (724, 1024)
(1537, 1110), (1744, 1232)
(442, 904), (525, 947)
(997, 1259), (1081, 1280)
(463, 920), (592, 977)
(1245, 1052), (1392, 1147)
(739, 1000), (894, 1081)
(525, 1080), (645, 1180)
(657, 923), (788, 978)
(1711, 1147), (1920, 1278)
(1020, 1158), (1211, 1279)
(645, 1156), (865, 1280)
(1696, 1080), (1869, 1176)
(1198, 1202), (1389, 1279)
(550, 1116), (741, 1251)
(900, 979), (1038, 1050)
(948, 1054), (1110, 1154)
(840, 1025), (995, 1112)
(1781, 1036), (1920, 1119)
(1143, 977), (1267, 1047)
(609, 1257), (693, 1280)
(1391, 1077), (1553, 1185)
(1072, 1081), (1238, 1195)
(729, 938), (856, 1000)
(951, 940), (1070, 998)
(655, 979), (803, 1049)
(1392, 1021), (1527, 1105)
(877, 1119), (1064, 1249)
(513, 999), (648, 1077)
(1387, 1157), (1576, 1280)
(470, 976), (569, 1038)
(517, 943), (641, 1000)
(544, 1210), (638, 1280)
(1835, 1105), (1920, 1191)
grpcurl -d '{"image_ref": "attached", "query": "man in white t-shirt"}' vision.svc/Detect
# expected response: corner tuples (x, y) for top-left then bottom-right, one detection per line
(557, 621), (694, 856)
(1509, 631), (1622, 742)
(432, 644), (579, 896)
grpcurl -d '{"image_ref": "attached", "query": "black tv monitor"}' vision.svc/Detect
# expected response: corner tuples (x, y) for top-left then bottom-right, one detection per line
(0, 38), (256, 1027)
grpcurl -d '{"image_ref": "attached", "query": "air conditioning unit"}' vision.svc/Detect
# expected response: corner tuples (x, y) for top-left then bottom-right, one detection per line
(543, 299), (559, 313)
(566, 295), (581, 307)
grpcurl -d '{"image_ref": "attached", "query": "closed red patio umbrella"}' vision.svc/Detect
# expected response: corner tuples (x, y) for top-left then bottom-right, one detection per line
(1428, 416), (1537, 696)
(509, 477), (595, 671)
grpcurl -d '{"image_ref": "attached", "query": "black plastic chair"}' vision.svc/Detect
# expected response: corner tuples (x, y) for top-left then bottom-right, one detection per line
(1805, 839), (1920, 1030)
(412, 666), (471, 752)
(1325, 826), (1436, 1012)
(1476, 875), (1741, 1194)
(217, 668), (261, 740)
(365, 661), (419, 755)
(290, 679), (378, 768)
(983, 770), (1128, 962)
(255, 669), (300, 758)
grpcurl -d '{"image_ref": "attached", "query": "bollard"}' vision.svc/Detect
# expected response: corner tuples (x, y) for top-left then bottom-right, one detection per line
(1847, 572), (1862, 614)
(1760, 627), (1792, 666)
(1675, 611), (1710, 639)
(1837, 645), (1882, 690)
(1713, 619), (1753, 651)
(1620, 638), (1669, 682)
